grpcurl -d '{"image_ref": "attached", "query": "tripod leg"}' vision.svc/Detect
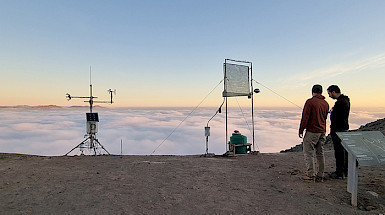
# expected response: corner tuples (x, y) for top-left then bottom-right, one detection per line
(95, 139), (110, 155)
(65, 137), (90, 156)
(89, 134), (97, 156)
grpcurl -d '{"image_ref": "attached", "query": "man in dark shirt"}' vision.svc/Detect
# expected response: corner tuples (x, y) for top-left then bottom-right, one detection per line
(327, 85), (350, 179)
(299, 84), (329, 181)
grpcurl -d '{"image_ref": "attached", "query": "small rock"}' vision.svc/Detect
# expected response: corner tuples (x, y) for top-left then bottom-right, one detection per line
(367, 191), (379, 198)
(365, 206), (375, 211)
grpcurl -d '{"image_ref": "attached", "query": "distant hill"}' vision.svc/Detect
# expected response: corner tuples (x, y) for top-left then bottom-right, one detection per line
(281, 118), (385, 153)
(0, 105), (61, 109)
(33, 105), (62, 109)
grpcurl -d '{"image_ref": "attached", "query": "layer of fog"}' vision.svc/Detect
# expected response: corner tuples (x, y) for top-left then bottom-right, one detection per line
(0, 107), (384, 156)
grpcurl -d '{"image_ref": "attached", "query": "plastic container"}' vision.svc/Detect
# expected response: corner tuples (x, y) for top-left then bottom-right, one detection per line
(230, 132), (247, 154)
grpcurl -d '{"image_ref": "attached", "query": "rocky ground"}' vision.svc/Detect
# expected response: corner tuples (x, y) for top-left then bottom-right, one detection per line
(1, 150), (384, 214)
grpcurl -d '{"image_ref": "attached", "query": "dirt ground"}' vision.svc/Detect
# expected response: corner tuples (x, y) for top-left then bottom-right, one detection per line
(1, 150), (384, 215)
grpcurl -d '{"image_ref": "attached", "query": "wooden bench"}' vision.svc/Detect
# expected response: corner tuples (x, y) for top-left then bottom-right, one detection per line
(228, 142), (252, 155)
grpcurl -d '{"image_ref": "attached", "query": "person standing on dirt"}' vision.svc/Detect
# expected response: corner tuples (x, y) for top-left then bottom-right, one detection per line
(327, 85), (350, 179)
(299, 84), (329, 180)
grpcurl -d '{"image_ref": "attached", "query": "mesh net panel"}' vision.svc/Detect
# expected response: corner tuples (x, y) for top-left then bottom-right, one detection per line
(223, 63), (250, 97)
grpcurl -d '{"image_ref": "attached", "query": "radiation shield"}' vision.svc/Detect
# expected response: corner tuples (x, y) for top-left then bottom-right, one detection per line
(205, 127), (210, 137)
(86, 122), (98, 134)
(204, 126), (210, 155)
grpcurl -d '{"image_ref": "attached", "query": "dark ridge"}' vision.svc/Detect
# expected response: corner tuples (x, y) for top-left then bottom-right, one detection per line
(354, 118), (385, 133)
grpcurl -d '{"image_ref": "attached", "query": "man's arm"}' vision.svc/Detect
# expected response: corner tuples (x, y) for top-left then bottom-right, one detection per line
(299, 100), (310, 138)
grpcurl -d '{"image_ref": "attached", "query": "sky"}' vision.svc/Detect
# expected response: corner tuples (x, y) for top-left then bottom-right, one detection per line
(1, 0), (385, 108)
(2, 107), (385, 156)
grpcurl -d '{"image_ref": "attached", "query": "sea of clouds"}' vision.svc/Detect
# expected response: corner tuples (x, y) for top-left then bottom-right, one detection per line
(0, 106), (384, 156)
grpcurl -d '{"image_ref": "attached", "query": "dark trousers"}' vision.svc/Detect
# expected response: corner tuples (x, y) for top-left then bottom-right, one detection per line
(331, 131), (348, 175)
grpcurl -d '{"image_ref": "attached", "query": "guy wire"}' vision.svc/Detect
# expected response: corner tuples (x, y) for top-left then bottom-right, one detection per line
(207, 97), (225, 127)
(253, 80), (302, 109)
(227, 80), (267, 165)
(151, 79), (224, 155)
(225, 80), (253, 138)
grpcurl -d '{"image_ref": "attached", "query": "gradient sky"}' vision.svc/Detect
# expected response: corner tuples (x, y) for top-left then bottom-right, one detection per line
(1, 0), (385, 107)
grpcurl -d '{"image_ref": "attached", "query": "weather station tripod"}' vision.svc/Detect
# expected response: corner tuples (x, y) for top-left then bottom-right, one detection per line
(65, 70), (116, 156)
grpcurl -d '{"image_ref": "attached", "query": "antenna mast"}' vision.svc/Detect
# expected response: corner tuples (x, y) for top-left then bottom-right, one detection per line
(65, 68), (116, 156)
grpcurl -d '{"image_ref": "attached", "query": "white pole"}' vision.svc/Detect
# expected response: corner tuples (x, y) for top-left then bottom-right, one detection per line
(250, 62), (255, 152)
(347, 152), (358, 207)
(121, 139), (123, 156)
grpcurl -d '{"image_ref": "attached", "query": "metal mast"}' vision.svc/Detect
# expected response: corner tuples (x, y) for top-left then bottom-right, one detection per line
(65, 68), (116, 156)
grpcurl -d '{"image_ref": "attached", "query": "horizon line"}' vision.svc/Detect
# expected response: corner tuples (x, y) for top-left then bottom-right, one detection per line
(1, 104), (385, 110)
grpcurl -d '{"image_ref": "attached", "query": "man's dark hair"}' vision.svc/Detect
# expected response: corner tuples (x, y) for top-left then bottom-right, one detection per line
(312, 84), (323, 94)
(327, 85), (341, 93)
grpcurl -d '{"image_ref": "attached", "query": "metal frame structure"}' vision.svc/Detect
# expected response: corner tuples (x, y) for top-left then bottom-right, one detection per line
(65, 70), (115, 156)
(223, 59), (256, 152)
